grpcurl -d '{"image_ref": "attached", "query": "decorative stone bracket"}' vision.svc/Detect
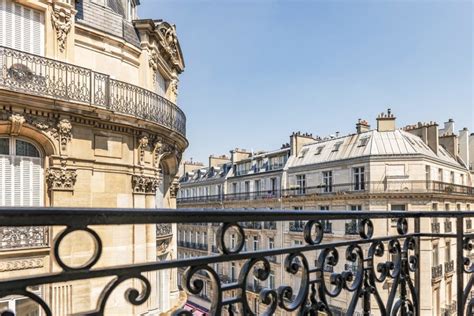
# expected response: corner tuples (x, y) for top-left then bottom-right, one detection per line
(9, 113), (26, 136)
(132, 175), (160, 194)
(46, 162), (77, 191)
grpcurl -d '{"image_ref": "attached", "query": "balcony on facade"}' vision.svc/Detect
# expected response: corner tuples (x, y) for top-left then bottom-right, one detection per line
(0, 46), (186, 136)
(1, 207), (473, 315)
(445, 260), (455, 275)
(177, 180), (474, 204)
(432, 264), (443, 281)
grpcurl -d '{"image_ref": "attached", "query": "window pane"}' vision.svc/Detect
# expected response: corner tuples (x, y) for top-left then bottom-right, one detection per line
(15, 140), (39, 157)
(0, 139), (9, 155)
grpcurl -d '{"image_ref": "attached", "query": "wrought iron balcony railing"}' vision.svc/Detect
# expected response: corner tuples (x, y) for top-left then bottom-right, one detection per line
(445, 220), (453, 233)
(445, 260), (455, 274)
(0, 46), (186, 136)
(432, 264), (443, 280)
(0, 208), (473, 315)
(177, 180), (474, 204)
(432, 222), (441, 234)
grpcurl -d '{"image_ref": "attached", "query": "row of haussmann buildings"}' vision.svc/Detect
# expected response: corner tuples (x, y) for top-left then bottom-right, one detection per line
(177, 111), (474, 315)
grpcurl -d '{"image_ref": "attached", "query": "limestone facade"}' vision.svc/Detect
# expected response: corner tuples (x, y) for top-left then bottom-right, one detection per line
(0, 0), (187, 314)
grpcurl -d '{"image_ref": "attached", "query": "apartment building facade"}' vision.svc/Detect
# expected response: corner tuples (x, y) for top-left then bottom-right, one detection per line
(0, 0), (187, 314)
(177, 111), (474, 315)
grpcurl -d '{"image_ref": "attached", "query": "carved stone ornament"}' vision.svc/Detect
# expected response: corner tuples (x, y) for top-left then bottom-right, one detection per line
(52, 119), (72, 148)
(132, 175), (160, 194)
(158, 23), (180, 66)
(156, 237), (171, 253)
(169, 178), (180, 198)
(0, 227), (48, 250)
(148, 51), (159, 71)
(51, 4), (72, 52)
(169, 78), (178, 99)
(9, 113), (26, 136)
(46, 161), (77, 191)
(0, 257), (44, 272)
(138, 135), (149, 165)
(156, 224), (172, 237)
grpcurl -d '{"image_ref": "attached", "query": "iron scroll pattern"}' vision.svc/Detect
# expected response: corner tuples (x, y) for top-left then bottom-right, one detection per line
(0, 209), (472, 315)
(174, 218), (418, 316)
(0, 46), (186, 136)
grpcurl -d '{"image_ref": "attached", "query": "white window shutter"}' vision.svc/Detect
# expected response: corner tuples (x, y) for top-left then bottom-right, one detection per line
(13, 156), (21, 206)
(4, 0), (12, 48)
(13, 4), (22, 51)
(32, 10), (43, 55)
(0, 0), (44, 55)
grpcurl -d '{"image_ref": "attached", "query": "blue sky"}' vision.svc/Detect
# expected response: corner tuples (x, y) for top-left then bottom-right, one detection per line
(139, 0), (473, 163)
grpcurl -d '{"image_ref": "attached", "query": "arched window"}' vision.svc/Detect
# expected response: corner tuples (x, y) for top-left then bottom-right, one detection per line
(0, 137), (43, 206)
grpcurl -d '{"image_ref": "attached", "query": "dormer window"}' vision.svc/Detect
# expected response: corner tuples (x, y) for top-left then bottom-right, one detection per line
(314, 146), (324, 155)
(358, 137), (370, 147)
(298, 148), (309, 158)
(332, 142), (343, 152)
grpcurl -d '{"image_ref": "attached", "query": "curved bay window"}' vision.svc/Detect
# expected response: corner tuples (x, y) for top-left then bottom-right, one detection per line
(0, 137), (47, 250)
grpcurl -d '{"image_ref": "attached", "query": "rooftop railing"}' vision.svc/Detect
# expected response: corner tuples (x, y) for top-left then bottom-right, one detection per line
(177, 180), (474, 203)
(0, 208), (473, 315)
(0, 46), (186, 136)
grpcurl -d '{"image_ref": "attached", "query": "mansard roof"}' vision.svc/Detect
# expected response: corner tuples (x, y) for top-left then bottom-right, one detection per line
(287, 129), (463, 169)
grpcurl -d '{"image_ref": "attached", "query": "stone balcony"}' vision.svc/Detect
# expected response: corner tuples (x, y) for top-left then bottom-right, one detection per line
(0, 46), (186, 136)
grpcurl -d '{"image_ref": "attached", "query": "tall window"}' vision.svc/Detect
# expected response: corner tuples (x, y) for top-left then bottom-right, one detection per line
(244, 181), (250, 198)
(438, 168), (443, 182)
(450, 171), (455, 184)
(322, 171), (333, 193)
(253, 236), (259, 251)
(155, 71), (167, 97)
(296, 174), (306, 195)
(269, 271), (275, 288)
(231, 262), (236, 281)
(425, 165), (431, 190)
(232, 183), (238, 195)
(353, 167), (365, 191)
(0, 137), (43, 315)
(445, 241), (451, 262)
(270, 177), (277, 196)
(433, 244), (439, 266)
(0, 137), (42, 206)
(320, 205), (331, 232)
(255, 180), (261, 196)
(268, 237), (274, 249)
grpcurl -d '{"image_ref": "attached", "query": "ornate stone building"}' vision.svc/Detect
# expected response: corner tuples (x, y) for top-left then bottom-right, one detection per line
(0, 0), (187, 314)
(177, 111), (474, 315)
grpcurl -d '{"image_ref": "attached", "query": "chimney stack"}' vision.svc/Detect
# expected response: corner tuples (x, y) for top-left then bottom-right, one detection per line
(290, 132), (316, 157)
(404, 121), (439, 153)
(356, 119), (370, 134)
(459, 128), (470, 167)
(376, 108), (396, 132)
